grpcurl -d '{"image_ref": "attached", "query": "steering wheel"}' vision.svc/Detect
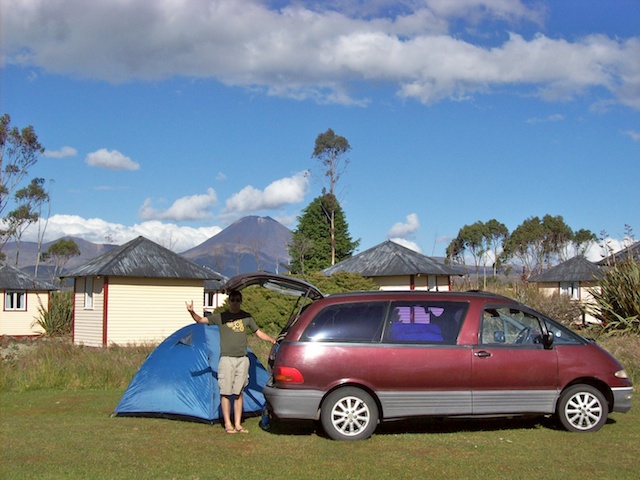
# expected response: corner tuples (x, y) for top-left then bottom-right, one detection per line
(514, 327), (531, 344)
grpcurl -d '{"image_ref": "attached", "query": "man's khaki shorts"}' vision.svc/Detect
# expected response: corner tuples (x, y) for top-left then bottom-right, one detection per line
(217, 356), (250, 396)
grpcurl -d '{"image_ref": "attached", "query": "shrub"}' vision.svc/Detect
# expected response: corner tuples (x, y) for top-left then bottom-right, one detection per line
(33, 291), (74, 337)
(588, 259), (640, 335)
(514, 286), (585, 327)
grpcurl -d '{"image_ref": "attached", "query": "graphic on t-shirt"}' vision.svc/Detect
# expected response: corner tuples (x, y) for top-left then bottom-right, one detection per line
(226, 320), (245, 333)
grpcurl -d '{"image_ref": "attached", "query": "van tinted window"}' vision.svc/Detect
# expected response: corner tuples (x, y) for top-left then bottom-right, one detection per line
(301, 302), (386, 342)
(385, 302), (467, 345)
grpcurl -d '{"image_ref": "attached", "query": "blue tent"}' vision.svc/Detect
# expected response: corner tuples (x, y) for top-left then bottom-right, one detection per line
(114, 323), (269, 423)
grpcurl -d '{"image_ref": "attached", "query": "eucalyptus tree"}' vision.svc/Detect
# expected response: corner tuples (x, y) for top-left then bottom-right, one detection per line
(312, 128), (351, 265)
(483, 219), (509, 276)
(41, 237), (81, 285)
(501, 215), (592, 278)
(0, 114), (46, 259)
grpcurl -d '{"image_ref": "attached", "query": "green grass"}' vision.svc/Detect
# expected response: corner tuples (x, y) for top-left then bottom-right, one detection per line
(1, 334), (638, 479)
(1, 389), (639, 480)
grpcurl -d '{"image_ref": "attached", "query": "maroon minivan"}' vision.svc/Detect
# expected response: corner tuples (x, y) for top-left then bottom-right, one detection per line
(226, 274), (633, 441)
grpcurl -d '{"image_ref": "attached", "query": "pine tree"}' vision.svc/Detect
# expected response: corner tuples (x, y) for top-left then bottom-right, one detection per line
(289, 194), (359, 274)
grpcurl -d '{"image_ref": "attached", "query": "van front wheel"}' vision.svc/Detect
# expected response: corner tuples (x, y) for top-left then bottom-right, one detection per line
(321, 387), (378, 441)
(557, 384), (608, 432)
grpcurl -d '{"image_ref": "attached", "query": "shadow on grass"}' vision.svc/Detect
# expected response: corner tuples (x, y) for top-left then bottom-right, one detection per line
(263, 415), (619, 438)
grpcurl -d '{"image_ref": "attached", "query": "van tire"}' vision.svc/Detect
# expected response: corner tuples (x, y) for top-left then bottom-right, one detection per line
(320, 387), (378, 441)
(557, 384), (608, 432)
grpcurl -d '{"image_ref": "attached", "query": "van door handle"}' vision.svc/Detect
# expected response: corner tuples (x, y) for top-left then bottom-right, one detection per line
(474, 351), (491, 358)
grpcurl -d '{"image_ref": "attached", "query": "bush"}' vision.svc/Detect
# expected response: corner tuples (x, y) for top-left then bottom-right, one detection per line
(221, 272), (378, 335)
(514, 286), (585, 326)
(469, 282), (583, 326)
(33, 291), (74, 337)
(588, 260), (640, 335)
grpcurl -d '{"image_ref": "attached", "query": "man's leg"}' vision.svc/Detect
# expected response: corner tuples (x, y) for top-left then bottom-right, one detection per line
(220, 395), (235, 432)
(234, 391), (245, 431)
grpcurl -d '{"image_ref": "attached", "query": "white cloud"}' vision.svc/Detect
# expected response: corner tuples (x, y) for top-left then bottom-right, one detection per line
(223, 171), (309, 213)
(21, 214), (221, 252)
(388, 213), (420, 238)
(527, 114), (564, 124)
(584, 237), (636, 263)
(4, 1), (638, 108)
(44, 146), (77, 158)
(389, 237), (423, 253)
(139, 188), (218, 221)
(623, 130), (640, 141)
(85, 149), (140, 170)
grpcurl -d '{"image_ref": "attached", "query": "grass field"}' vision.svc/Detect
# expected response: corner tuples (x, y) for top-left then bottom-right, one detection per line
(2, 389), (639, 480)
(1, 334), (638, 479)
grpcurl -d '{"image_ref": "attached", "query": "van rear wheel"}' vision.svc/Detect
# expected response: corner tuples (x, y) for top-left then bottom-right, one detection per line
(321, 387), (378, 441)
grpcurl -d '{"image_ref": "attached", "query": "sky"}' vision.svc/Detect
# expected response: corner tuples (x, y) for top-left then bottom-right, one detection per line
(1, 0), (639, 263)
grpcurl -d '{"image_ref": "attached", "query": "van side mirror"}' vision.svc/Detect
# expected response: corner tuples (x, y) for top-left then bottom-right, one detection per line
(542, 332), (554, 349)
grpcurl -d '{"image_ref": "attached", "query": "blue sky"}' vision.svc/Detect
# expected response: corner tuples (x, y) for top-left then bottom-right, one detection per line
(2, 0), (639, 261)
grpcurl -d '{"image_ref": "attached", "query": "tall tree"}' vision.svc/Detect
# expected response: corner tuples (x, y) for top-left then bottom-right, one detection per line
(459, 222), (486, 282)
(312, 128), (351, 265)
(41, 238), (81, 285)
(10, 178), (49, 266)
(0, 114), (45, 259)
(501, 216), (547, 278)
(483, 219), (509, 276)
(501, 215), (589, 278)
(289, 194), (359, 275)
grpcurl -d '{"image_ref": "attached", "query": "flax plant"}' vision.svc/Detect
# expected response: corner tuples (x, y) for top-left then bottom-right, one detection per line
(589, 259), (640, 335)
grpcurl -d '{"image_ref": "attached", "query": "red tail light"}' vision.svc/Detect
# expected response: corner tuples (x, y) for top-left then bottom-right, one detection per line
(274, 366), (304, 384)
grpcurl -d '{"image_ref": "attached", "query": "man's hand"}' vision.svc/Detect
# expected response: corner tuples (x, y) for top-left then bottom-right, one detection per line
(186, 300), (205, 323)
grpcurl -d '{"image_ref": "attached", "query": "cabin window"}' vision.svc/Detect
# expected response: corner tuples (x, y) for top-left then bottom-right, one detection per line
(204, 291), (215, 309)
(84, 277), (94, 309)
(560, 282), (579, 300)
(5, 291), (26, 311)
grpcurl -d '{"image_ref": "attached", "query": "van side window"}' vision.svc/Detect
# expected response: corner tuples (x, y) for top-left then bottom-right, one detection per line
(481, 307), (544, 345)
(301, 302), (386, 343)
(385, 302), (467, 345)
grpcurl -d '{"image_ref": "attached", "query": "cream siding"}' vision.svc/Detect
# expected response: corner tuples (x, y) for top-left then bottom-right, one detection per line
(374, 275), (450, 291)
(536, 281), (601, 324)
(73, 277), (105, 347)
(72, 276), (205, 346)
(1, 290), (48, 336)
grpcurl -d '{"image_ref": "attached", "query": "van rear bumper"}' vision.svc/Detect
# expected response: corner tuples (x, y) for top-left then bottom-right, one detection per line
(263, 385), (323, 420)
(612, 386), (633, 413)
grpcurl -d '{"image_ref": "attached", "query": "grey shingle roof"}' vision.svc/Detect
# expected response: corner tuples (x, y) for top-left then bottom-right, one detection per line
(529, 255), (603, 283)
(322, 240), (463, 277)
(63, 236), (223, 280)
(0, 263), (57, 290)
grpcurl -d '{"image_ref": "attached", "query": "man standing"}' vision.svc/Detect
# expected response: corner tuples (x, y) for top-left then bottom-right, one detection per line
(186, 290), (276, 434)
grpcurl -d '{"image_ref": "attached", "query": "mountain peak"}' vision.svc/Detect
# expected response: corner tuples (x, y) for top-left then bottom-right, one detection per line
(181, 216), (292, 276)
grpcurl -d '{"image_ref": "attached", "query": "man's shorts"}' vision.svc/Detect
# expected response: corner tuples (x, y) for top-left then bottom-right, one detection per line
(218, 356), (250, 396)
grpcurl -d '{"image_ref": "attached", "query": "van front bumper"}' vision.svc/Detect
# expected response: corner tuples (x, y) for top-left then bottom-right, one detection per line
(263, 385), (324, 420)
(612, 386), (633, 413)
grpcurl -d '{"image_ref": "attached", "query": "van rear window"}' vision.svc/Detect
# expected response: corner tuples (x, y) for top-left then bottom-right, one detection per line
(301, 302), (386, 343)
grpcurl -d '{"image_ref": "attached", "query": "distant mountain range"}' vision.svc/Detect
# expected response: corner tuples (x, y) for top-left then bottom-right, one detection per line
(1, 216), (292, 279)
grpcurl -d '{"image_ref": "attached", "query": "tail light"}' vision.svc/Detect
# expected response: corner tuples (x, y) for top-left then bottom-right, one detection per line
(274, 366), (304, 384)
